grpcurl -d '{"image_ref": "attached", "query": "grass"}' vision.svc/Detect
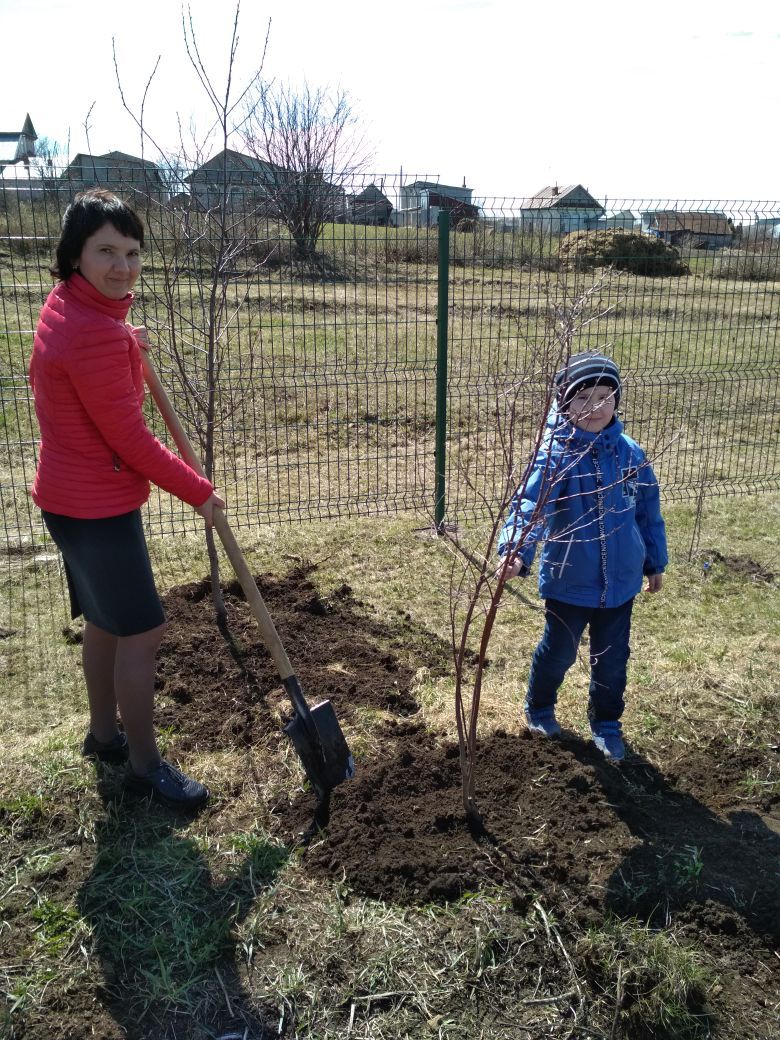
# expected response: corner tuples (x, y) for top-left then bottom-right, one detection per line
(581, 915), (712, 1039)
(0, 494), (778, 1037)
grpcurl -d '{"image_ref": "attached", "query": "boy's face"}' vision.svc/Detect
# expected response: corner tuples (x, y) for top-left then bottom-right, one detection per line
(566, 383), (617, 433)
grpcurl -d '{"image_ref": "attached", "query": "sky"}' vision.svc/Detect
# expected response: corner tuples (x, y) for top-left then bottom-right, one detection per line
(3, 0), (780, 204)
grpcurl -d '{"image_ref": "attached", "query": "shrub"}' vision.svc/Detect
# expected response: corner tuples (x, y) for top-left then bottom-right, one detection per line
(710, 249), (780, 281)
(559, 229), (688, 276)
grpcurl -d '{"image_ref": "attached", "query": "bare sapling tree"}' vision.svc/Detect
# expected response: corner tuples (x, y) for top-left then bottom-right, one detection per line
(114, 1), (273, 629)
(439, 271), (674, 826)
(240, 81), (372, 266)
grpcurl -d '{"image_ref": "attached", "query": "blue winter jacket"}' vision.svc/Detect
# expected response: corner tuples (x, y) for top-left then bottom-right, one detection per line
(498, 408), (668, 608)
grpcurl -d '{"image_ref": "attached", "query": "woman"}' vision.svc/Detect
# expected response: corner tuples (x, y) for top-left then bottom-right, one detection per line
(29, 189), (224, 810)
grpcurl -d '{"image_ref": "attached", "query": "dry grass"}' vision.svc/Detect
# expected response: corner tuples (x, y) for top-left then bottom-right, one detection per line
(1, 493), (778, 1038)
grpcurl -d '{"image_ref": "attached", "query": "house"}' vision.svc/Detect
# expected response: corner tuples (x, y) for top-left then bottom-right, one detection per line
(396, 180), (478, 228)
(186, 148), (344, 216)
(590, 209), (638, 231)
(0, 113), (37, 170)
(347, 183), (393, 226)
(62, 151), (167, 200)
(186, 149), (279, 209)
(740, 216), (780, 242)
(643, 211), (734, 250)
(518, 184), (605, 233)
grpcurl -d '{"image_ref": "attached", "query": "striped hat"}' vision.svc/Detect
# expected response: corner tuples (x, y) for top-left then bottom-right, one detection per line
(554, 352), (622, 407)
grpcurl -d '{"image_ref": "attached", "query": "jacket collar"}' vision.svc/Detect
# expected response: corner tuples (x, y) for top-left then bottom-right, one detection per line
(547, 404), (624, 448)
(61, 273), (134, 321)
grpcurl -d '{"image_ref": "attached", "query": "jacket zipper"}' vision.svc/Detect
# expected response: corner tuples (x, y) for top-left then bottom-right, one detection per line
(591, 447), (608, 607)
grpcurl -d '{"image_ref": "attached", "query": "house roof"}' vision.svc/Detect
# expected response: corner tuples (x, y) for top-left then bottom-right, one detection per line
(187, 148), (282, 180)
(651, 212), (732, 235)
(353, 184), (391, 204)
(523, 184), (603, 210)
(67, 151), (161, 170)
(402, 179), (471, 194)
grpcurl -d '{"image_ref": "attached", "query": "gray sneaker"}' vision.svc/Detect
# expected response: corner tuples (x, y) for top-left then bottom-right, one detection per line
(590, 719), (625, 762)
(524, 703), (562, 738)
(125, 760), (209, 810)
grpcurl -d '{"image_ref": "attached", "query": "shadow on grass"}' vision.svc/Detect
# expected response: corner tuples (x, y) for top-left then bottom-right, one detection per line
(77, 772), (288, 1040)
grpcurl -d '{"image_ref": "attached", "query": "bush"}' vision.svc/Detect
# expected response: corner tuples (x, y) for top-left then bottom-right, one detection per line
(559, 229), (688, 276)
(711, 249), (780, 281)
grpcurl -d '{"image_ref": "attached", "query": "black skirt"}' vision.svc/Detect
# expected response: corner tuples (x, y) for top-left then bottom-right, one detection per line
(42, 509), (165, 636)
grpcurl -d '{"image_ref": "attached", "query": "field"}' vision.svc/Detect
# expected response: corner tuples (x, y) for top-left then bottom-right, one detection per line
(1, 215), (779, 1039)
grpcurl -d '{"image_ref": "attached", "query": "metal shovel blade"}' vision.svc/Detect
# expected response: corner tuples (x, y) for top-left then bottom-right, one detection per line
(283, 699), (355, 801)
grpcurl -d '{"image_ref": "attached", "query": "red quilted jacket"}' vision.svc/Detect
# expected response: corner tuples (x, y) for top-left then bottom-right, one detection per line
(29, 274), (213, 519)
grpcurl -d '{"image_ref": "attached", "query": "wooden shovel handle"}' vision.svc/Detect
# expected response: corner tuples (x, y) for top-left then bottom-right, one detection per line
(141, 351), (295, 682)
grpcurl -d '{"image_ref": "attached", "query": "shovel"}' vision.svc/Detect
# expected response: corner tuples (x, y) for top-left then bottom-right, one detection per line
(141, 352), (355, 802)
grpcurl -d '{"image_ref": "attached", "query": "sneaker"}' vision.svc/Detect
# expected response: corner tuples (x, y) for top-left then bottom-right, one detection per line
(82, 730), (129, 764)
(590, 718), (625, 762)
(524, 703), (562, 738)
(124, 760), (209, 810)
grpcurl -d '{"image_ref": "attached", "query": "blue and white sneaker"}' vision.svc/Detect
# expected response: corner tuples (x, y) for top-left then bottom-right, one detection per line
(590, 718), (625, 762)
(524, 702), (562, 738)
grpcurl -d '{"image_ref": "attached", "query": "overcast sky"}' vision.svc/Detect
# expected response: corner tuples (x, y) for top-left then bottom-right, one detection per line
(3, 0), (780, 203)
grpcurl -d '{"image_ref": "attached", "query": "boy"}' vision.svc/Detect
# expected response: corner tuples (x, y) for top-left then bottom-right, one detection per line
(497, 352), (667, 762)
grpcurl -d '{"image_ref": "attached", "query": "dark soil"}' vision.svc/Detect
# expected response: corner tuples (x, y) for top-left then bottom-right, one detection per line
(5, 565), (779, 1039)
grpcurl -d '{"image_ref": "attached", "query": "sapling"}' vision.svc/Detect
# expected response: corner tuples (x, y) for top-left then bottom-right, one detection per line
(439, 271), (665, 825)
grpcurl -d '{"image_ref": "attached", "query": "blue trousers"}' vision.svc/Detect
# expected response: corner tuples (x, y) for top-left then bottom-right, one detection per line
(527, 598), (634, 722)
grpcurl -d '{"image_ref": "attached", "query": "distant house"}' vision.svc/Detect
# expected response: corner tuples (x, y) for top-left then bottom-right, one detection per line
(347, 183), (393, 226)
(738, 217), (780, 242)
(519, 184), (605, 233)
(0, 113), (37, 170)
(62, 151), (167, 201)
(643, 211), (734, 249)
(186, 149), (279, 209)
(396, 180), (478, 228)
(186, 148), (344, 216)
(590, 209), (637, 231)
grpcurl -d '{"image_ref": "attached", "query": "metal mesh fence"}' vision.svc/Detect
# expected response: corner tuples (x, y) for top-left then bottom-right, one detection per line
(2, 167), (779, 631)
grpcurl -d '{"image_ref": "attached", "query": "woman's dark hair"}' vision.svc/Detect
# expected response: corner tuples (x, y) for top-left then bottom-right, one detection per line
(52, 189), (145, 280)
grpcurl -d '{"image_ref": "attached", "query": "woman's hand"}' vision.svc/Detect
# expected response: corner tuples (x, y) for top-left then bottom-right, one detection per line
(196, 492), (226, 529)
(127, 324), (150, 351)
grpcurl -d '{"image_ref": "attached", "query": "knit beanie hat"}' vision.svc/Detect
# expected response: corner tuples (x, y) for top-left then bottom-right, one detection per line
(554, 351), (622, 408)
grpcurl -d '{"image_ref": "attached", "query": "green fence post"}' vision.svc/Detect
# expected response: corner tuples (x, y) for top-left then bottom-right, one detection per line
(434, 210), (450, 531)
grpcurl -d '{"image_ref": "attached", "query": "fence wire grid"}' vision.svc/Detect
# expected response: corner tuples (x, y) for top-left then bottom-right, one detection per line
(2, 168), (779, 630)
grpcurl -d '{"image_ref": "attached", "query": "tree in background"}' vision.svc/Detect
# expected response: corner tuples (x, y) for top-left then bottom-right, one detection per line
(114, 1), (270, 628)
(240, 82), (371, 265)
